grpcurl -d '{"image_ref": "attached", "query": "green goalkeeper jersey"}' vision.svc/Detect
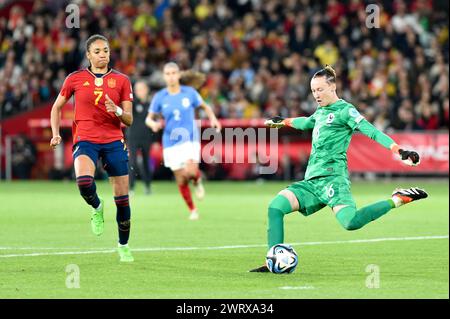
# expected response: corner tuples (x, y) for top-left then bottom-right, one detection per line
(290, 99), (395, 180)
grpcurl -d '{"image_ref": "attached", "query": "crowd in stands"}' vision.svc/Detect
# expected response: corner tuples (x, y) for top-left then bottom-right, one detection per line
(1, 0), (449, 131)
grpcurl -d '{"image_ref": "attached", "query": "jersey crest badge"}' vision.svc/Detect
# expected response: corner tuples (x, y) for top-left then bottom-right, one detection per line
(326, 113), (335, 124)
(107, 78), (116, 88)
(182, 98), (190, 108)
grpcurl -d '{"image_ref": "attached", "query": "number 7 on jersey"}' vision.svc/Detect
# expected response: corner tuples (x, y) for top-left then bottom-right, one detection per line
(94, 91), (103, 105)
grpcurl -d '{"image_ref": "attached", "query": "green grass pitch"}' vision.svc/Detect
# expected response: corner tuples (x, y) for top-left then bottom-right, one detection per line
(0, 179), (448, 298)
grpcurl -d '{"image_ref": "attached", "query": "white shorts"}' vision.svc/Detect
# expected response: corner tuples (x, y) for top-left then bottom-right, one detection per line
(163, 141), (201, 171)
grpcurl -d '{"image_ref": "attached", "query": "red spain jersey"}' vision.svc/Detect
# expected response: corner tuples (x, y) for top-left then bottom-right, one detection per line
(59, 68), (133, 144)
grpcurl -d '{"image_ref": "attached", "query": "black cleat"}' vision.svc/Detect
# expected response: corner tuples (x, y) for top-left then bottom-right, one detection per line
(249, 265), (270, 273)
(392, 187), (428, 206)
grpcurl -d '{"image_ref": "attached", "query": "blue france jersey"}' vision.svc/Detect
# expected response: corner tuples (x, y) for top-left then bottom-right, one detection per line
(149, 85), (203, 148)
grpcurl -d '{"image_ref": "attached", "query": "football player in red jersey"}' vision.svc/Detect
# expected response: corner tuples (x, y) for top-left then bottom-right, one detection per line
(50, 34), (134, 262)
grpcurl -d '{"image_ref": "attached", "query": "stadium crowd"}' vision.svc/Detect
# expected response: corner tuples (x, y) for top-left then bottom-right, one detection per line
(0, 0), (448, 131)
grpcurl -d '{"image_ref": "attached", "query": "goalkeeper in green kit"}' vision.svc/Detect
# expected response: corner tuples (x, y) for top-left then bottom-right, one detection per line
(250, 65), (428, 272)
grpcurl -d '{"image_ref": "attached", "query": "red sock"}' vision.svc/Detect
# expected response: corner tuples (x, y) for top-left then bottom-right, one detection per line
(178, 183), (195, 211)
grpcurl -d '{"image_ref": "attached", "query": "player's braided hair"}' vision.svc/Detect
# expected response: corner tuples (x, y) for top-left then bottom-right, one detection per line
(85, 34), (109, 52)
(180, 70), (206, 90)
(313, 64), (336, 84)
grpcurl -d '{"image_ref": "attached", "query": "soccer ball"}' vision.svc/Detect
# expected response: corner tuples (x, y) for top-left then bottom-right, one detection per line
(266, 244), (299, 274)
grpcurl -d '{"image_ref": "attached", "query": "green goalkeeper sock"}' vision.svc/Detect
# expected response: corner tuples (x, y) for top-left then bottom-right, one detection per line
(336, 200), (395, 231)
(267, 195), (294, 248)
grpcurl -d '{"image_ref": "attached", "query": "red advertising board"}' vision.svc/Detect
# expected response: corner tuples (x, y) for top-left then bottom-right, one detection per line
(1, 104), (448, 177)
(348, 133), (449, 173)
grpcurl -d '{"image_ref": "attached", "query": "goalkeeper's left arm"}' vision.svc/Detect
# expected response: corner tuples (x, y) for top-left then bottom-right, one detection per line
(356, 120), (421, 166)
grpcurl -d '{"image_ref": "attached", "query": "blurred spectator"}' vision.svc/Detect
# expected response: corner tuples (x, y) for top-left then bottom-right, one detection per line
(11, 134), (37, 179)
(440, 98), (449, 128)
(282, 151), (309, 181)
(415, 101), (440, 130)
(392, 99), (419, 130)
(326, 0), (346, 27)
(203, 154), (227, 180)
(0, 0), (447, 134)
(133, 2), (158, 33)
(127, 81), (154, 195)
(314, 39), (339, 67)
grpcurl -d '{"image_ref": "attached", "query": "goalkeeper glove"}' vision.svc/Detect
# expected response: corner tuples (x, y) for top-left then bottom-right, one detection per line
(264, 116), (286, 129)
(398, 149), (421, 166)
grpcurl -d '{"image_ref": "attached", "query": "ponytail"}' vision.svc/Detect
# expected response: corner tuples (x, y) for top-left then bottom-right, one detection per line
(180, 70), (206, 89)
(313, 64), (336, 83)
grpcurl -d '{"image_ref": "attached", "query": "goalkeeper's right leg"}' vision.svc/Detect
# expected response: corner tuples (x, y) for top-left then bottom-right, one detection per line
(266, 192), (297, 248)
(249, 191), (297, 273)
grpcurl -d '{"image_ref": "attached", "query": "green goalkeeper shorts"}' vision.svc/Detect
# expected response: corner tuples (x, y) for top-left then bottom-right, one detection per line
(286, 175), (356, 216)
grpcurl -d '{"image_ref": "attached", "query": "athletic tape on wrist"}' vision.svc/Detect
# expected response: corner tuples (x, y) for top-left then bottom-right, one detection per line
(115, 107), (123, 117)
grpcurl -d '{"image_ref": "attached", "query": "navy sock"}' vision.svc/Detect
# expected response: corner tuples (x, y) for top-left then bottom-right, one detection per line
(114, 195), (131, 245)
(76, 175), (100, 209)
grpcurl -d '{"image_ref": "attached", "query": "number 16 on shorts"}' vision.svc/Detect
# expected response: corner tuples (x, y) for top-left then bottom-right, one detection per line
(325, 184), (334, 198)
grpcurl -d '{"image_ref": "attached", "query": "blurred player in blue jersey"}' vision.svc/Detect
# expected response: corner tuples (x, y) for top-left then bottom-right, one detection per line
(145, 62), (221, 220)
